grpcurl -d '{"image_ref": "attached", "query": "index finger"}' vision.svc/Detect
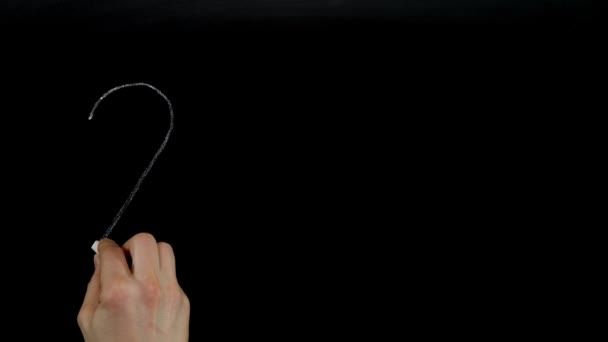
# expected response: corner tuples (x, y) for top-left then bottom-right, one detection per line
(97, 238), (131, 285)
(122, 233), (160, 281)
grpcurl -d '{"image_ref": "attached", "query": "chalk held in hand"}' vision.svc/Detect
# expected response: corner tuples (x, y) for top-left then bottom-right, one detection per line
(91, 240), (99, 254)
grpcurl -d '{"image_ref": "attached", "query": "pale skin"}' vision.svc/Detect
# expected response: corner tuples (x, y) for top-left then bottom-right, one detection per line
(78, 233), (190, 342)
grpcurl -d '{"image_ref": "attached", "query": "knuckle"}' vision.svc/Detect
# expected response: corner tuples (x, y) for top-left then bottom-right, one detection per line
(141, 280), (162, 306)
(143, 281), (161, 297)
(132, 232), (157, 246)
(158, 241), (173, 252)
(161, 283), (188, 312)
(98, 238), (115, 250)
(180, 288), (190, 311)
(102, 245), (123, 257)
(101, 281), (135, 307)
(164, 284), (182, 304)
(76, 310), (87, 328)
(182, 293), (190, 312)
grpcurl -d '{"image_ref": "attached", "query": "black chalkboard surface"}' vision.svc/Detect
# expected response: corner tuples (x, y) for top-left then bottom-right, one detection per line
(0, 1), (598, 340)
(0, 0), (597, 30)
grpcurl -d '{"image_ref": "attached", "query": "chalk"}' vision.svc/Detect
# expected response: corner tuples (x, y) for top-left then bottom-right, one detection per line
(91, 240), (99, 254)
(88, 83), (174, 241)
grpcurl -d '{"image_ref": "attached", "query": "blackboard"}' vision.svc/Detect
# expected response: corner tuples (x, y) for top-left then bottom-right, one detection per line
(0, 1), (598, 340)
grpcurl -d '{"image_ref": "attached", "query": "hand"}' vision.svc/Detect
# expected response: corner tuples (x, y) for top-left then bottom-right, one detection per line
(78, 233), (190, 342)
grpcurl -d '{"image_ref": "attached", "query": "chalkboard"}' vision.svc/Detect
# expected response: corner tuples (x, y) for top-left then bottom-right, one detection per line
(0, 1), (598, 340)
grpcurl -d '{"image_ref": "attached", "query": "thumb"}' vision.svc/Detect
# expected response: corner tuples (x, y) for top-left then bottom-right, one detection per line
(79, 255), (101, 323)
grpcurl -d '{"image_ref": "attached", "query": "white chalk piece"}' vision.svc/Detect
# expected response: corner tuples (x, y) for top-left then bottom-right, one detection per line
(91, 240), (99, 254)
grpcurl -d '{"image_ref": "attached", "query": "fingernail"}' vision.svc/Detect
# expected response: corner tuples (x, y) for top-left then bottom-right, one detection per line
(94, 254), (99, 268)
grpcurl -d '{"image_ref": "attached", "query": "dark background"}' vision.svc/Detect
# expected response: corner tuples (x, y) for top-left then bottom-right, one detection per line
(0, 0), (599, 27)
(0, 1), (599, 340)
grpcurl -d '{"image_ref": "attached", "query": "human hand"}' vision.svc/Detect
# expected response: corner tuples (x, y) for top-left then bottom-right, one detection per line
(78, 233), (190, 342)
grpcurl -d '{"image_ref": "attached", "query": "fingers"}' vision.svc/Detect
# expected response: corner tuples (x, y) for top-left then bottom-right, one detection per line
(98, 238), (131, 286)
(158, 242), (177, 280)
(78, 255), (101, 328)
(122, 233), (161, 281)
